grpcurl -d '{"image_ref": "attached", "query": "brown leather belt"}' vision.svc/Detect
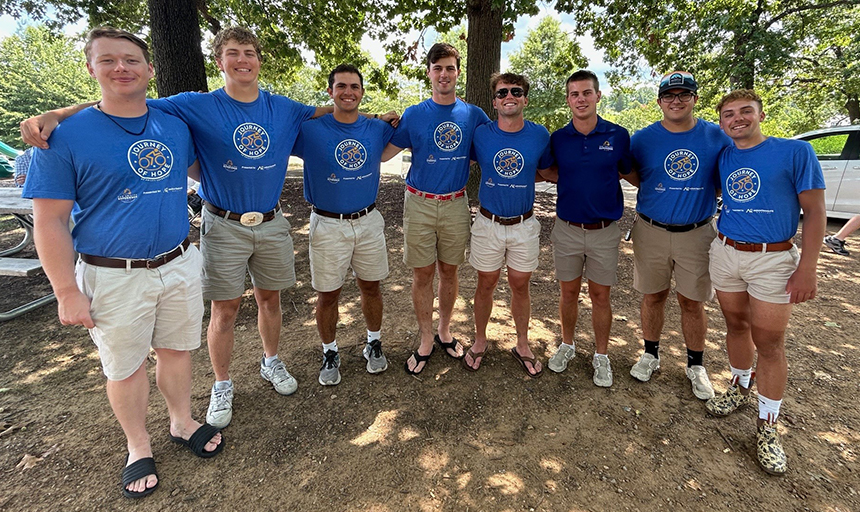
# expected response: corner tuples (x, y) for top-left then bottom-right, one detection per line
(639, 213), (713, 233)
(562, 218), (613, 230)
(406, 185), (466, 201)
(81, 239), (191, 269)
(718, 233), (793, 252)
(204, 202), (279, 224)
(479, 206), (533, 226)
(313, 203), (376, 220)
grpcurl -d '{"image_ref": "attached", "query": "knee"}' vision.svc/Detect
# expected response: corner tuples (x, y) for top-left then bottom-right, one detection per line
(316, 291), (340, 309)
(724, 316), (750, 335)
(210, 301), (241, 330)
(255, 290), (282, 313)
(677, 295), (703, 316)
(589, 288), (611, 309)
(755, 340), (786, 362)
(643, 290), (669, 308)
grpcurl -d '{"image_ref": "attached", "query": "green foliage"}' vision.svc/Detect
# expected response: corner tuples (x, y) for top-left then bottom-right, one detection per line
(508, 17), (585, 132)
(0, 25), (99, 145)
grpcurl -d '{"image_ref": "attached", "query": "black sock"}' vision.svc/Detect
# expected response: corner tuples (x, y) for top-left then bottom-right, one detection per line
(687, 349), (704, 367)
(644, 339), (659, 357)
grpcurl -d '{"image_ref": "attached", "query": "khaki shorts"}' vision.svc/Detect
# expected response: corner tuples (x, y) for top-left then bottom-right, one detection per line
(309, 209), (389, 292)
(403, 190), (470, 268)
(76, 244), (204, 381)
(632, 218), (716, 302)
(469, 214), (540, 273)
(551, 220), (621, 285)
(200, 207), (296, 300)
(708, 238), (800, 304)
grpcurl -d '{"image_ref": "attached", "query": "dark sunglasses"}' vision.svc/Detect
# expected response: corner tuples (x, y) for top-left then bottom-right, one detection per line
(494, 87), (525, 99)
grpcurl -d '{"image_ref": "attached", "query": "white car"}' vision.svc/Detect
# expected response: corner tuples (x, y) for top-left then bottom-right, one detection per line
(794, 125), (860, 219)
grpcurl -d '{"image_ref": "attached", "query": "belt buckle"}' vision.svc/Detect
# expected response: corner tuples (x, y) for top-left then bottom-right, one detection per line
(240, 211), (264, 226)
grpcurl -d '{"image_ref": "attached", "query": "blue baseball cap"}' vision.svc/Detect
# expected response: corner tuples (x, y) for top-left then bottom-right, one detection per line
(658, 71), (698, 95)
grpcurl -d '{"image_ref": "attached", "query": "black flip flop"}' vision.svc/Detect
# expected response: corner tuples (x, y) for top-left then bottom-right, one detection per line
(169, 423), (224, 458)
(121, 456), (159, 499)
(434, 334), (464, 359)
(405, 348), (433, 375)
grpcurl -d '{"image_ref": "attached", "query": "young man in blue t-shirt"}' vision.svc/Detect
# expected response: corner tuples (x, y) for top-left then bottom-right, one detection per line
(292, 65), (396, 385)
(21, 27), (396, 429)
(23, 27), (222, 499)
(705, 89), (825, 475)
(543, 70), (632, 388)
(626, 71), (731, 400)
(382, 43), (491, 375)
(464, 72), (552, 377)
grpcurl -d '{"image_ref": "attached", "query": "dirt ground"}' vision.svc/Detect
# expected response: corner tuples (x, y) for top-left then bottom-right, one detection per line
(0, 174), (858, 512)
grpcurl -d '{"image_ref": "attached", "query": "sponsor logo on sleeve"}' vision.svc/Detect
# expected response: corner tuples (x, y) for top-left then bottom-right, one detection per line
(128, 140), (173, 181)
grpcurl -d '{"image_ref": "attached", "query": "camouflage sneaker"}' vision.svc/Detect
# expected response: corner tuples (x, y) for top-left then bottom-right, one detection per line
(705, 374), (754, 417)
(757, 422), (787, 475)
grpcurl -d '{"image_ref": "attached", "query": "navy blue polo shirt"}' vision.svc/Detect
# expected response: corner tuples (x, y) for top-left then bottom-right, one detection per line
(551, 116), (631, 223)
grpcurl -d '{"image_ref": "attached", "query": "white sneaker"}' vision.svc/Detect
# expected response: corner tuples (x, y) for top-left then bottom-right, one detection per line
(630, 352), (660, 382)
(686, 365), (715, 400)
(260, 356), (298, 395)
(547, 343), (576, 373)
(206, 382), (234, 429)
(592, 354), (613, 387)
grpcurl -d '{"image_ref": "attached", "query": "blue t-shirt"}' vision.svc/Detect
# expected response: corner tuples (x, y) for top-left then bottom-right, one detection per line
(390, 98), (490, 194)
(149, 88), (316, 213)
(23, 107), (195, 259)
(471, 121), (552, 217)
(293, 114), (395, 214)
(631, 119), (731, 224)
(551, 116), (632, 223)
(717, 137), (825, 243)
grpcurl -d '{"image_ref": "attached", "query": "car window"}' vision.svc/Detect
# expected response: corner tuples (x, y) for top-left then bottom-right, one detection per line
(805, 133), (849, 160)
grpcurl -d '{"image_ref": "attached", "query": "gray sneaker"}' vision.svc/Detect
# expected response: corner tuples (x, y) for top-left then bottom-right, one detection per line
(206, 382), (234, 429)
(319, 350), (341, 386)
(363, 339), (389, 373)
(630, 352), (660, 382)
(592, 354), (613, 387)
(547, 343), (576, 373)
(260, 356), (298, 395)
(686, 365), (715, 400)
(824, 235), (849, 256)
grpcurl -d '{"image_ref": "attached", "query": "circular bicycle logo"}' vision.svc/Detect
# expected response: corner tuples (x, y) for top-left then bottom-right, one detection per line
(493, 148), (524, 178)
(664, 149), (699, 181)
(127, 140), (173, 181)
(233, 123), (270, 159)
(434, 122), (462, 152)
(725, 168), (760, 203)
(335, 139), (367, 170)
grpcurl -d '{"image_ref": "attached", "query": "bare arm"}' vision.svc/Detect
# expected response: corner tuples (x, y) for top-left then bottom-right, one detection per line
(786, 188), (826, 304)
(187, 159), (201, 182)
(622, 168), (641, 187)
(20, 102), (96, 149)
(538, 165), (558, 184)
(381, 143), (404, 163)
(32, 198), (95, 328)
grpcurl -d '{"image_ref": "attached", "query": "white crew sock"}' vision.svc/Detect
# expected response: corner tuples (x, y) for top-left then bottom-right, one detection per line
(367, 330), (381, 344)
(730, 365), (752, 388)
(758, 395), (782, 424)
(323, 340), (338, 353)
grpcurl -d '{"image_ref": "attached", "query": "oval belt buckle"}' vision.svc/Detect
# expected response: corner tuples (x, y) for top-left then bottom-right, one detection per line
(240, 211), (264, 226)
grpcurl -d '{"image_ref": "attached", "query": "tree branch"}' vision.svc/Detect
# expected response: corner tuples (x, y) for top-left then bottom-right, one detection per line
(765, 0), (860, 29)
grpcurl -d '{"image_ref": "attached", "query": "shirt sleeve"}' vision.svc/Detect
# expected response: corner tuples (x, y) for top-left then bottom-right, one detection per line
(617, 128), (633, 175)
(389, 107), (413, 149)
(292, 124), (307, 158)
(21, 144), (77, 201)
(793, 141), (826, 193)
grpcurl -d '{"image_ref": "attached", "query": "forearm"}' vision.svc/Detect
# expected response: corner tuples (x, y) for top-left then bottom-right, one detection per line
(797, 203), (825, 273)
(34, 215), (78, 299)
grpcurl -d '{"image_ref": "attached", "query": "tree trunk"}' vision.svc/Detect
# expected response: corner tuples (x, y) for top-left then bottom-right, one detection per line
(147, 0), (208, 97)
(464, 0), (502, 204)
(846, 96), (860, 125)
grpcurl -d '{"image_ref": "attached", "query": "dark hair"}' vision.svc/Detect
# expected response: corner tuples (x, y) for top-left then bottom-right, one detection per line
(716, 89), (763, 115)
(212, 27), (262, 60)
(84, 27), (150, 64)
(565, 70), (599, 93)
(328, 64), (364, 89)
(490, 73), (530, 97)
(426, 43), (461, 69)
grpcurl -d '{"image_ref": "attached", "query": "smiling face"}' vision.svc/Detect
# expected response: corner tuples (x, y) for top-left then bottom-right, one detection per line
(328, 71), (364, 114)
(216, 40), (261, 86)
(493, 81), (528, 119)
(719, 99), (766, 147)
(658, 88), (698, 124)
(566, 79), (601, 122)
(86, 37), (153, 100)
(427, 56), (460, 99)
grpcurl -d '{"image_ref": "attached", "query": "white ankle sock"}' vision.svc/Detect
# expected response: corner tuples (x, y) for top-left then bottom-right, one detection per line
(367, 330), (381, 344)
(323, 340), (338, 352)
(730, 366), (752, 388)
(263, 354), (279, 367)
(758, 395), (782, 423)
(214, 379), (232, 390)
